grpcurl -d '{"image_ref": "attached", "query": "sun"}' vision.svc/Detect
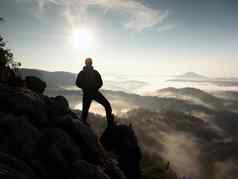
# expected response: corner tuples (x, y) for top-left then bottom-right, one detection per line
(69, 27), (94, 51)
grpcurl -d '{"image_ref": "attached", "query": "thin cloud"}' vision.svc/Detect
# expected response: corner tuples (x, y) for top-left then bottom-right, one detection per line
(86, 0), (169, 32)
(16, 0), (169, 32)
(16, 0), (60, 11)
(157, 24), (176, 32)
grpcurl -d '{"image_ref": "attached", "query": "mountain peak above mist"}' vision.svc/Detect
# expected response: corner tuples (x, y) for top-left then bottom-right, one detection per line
(178, 72), (207, 79)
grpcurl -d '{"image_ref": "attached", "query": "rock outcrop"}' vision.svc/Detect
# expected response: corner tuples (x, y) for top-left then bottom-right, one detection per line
(25, 76), (46, 94)
(0, 82), (141, 179)
(100, 124), (142, 179)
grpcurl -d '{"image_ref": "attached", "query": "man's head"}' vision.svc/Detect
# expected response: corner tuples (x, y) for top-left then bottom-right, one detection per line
(85, 58), (92, 66)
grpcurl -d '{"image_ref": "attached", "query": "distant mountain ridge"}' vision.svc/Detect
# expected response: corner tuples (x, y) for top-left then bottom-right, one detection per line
(169, 72), (238, 87)
(177, 72), (208, 79)
(18, 68), (148, 93)
(18, 68), (76, 90)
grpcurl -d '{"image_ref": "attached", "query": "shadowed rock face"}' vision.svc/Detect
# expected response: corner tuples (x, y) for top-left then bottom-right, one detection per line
(25, 76), (46, 94)
(100, 124), (142, 179)
(0, 83), (141, 179)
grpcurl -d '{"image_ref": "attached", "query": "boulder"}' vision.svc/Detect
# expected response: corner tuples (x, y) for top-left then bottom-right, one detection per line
(48, 95), (70, 117)
(51, 115), (102, 165)
(68, 120), (102, 164)
(69, 160), (110, 179)
(0, 84), (17, 112)
(0, 114), (42, 161)
(0, 152), (36, 179)
(25, 76), (46, 94)
(101, 158), (127, 179)
(39, 128), (82, 179)
(100, 123), (142, 179)
(2, 87), (48, 125)
(0, 163), (33, 179)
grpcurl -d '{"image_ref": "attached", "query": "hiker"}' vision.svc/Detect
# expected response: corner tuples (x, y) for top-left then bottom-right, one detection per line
(76, 58), (113, 125)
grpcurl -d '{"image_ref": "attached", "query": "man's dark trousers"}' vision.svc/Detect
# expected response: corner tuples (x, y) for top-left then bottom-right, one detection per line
(81, 90), (112, 124)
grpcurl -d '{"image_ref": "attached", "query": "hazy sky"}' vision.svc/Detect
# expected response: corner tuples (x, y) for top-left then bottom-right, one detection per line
(0, 0), (238, 77)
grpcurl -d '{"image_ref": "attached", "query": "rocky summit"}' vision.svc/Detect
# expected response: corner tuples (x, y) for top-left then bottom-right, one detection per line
(0, 82), (141, 179)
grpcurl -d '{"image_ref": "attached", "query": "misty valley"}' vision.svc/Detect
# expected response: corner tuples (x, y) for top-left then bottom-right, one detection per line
(21, 68), (238, 179)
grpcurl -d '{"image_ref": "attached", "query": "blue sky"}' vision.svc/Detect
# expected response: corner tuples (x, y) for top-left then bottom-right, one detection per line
(0, 0), (238, 77)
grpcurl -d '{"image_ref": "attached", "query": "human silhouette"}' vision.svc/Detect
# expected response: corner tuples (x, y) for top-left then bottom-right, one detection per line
(76, 58), (113, 126)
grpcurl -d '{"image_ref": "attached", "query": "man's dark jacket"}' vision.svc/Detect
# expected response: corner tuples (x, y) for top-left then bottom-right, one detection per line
(76, 66), (103, 92)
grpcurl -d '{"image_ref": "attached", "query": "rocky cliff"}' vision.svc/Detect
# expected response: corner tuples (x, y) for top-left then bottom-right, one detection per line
(0, 82), (141, 179)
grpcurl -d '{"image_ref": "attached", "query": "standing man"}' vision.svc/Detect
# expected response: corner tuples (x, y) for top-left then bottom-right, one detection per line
(76, 58), (113, 126)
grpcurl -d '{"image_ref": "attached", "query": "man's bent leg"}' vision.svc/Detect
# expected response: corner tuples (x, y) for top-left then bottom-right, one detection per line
(81, 93), (92, 124)
(93, 91), (113, 123)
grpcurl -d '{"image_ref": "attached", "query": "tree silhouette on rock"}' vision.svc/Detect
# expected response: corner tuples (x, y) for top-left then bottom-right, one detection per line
(0, 35), (14, 66)
(0, 18), (21, 68)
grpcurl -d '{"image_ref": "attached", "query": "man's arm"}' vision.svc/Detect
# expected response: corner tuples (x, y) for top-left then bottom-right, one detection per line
(75, 71), (83, 88)
(96, 71), (103, 89)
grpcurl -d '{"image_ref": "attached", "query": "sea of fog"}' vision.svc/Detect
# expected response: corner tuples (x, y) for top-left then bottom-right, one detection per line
(66, 74), (238, 113)
(101, 74), (238, 95)
(65, 74), (238, 95)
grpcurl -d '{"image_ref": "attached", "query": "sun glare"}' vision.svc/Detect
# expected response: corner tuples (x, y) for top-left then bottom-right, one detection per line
(69, 28), (94, 51)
